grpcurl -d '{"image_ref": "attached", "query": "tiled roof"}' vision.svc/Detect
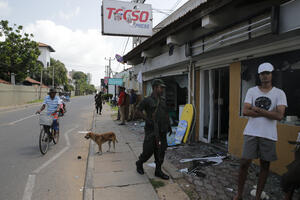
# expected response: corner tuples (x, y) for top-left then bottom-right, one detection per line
(24, 77), (49, 88)
(0, 79), (10, 84)
(25, 77), (40, 84)
(38, 42), (55, 52)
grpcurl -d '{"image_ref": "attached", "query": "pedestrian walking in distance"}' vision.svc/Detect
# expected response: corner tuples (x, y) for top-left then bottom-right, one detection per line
(135, 79), (173, 180)
(128, 89), (137, 121)
(234, 63), (287, 200)
(95, 92), (103, 115)
(118, 86), (126, 125)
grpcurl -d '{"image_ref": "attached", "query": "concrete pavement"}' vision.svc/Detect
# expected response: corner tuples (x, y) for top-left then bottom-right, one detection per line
(83, 104), (190, 200)
(83, 105), (159, 200)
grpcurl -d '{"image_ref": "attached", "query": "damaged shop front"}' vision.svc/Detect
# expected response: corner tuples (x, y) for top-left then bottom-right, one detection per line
(186, 0), (300, 175)
(143, 73), (189, 126)
(124, 0), (300, 175)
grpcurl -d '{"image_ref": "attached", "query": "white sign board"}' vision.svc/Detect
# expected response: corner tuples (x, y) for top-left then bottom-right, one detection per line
(102, 0), (153, 37)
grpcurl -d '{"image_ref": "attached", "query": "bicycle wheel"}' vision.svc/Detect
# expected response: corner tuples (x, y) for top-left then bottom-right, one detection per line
(52, 129), (59, 144)
(39, 126), (49, 155)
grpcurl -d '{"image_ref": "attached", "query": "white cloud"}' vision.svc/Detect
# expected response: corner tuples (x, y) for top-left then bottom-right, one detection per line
(59, 6), (80, 20)
(24, 20), (128, 86)
(0, 1), (11, 17)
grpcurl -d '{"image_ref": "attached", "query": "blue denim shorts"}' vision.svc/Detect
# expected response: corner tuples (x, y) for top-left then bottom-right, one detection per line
(52, 119), (59, 131)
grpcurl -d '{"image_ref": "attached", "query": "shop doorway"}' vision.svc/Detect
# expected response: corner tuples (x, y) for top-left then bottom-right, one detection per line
(199, 67), (229, 146)
(162, 75), (188, 126)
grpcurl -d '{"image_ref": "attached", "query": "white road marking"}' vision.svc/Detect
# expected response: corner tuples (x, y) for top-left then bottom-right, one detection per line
(9, 114), (36, 125)
(32, 146), (69, 174)
(65, 129), (71, 146)
(22, 126), (78, 200)
(78, 131), (89, 134)
(22, 175), (36, 200)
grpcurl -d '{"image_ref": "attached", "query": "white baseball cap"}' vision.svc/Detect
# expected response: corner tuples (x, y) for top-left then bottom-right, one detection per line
(258, 62), (274, 74)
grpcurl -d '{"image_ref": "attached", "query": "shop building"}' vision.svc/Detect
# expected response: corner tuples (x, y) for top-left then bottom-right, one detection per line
(124, 0), (300, 174)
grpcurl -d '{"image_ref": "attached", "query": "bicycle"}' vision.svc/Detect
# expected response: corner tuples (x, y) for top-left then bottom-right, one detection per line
(38, 112), (60, 155)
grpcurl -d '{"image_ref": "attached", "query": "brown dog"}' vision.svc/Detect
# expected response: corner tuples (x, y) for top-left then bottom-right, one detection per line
(84, 132), (118, 155)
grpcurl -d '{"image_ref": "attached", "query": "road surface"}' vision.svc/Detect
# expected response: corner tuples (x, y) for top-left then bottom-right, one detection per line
(0, 95), (94, 200)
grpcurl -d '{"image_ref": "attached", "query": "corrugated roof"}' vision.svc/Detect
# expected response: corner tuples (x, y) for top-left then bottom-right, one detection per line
(154, 0), (207, 31)
(123, 0), (223, 62)
(38, 42), (55, 52)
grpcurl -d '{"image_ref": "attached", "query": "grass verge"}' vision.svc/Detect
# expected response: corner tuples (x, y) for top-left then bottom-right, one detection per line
(150, 179), (165, 189)
(107, 102), (118, 111)
(27, 99), (43, 104)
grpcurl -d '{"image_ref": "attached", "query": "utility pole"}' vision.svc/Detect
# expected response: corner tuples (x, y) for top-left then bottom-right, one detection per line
(39, 69), (43, 99)
(52, 65), (55, 88)
(105, 57), (115, 78)
(105, 57), (115, 96)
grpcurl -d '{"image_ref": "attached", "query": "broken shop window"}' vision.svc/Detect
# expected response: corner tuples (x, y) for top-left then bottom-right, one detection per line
(240, 49), (300, 126)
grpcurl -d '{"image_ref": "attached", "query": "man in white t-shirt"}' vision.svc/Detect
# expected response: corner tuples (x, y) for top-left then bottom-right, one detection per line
(234, 63), (287, 200)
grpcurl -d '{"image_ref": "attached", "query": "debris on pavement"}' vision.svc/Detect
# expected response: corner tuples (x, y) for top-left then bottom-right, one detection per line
(226, 188), (234, 192)
(179, 155), (226, 165)
(179, 168), (188, 173)
(250, 189), (269, 199)
(167, 146), (178, 150)
(147, 162), (156, 168)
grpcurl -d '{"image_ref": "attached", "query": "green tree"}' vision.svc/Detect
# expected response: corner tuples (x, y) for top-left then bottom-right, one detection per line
(64, 84), (74, 92)
(86, 84), (96, 94)
(72, 71), (95, 95)
(0, 20), (40, 82)
(46, 58), (68, 87)
(72, 71), (87, 81)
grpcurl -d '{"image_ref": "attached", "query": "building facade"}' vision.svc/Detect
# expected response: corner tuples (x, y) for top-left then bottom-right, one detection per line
(124, 0), (300, 174)
(37, 42), (55, 67)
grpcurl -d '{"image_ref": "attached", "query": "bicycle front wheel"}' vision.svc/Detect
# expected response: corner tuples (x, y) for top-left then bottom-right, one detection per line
(52, 129), (59, 144)
(39, 126), (49, 155)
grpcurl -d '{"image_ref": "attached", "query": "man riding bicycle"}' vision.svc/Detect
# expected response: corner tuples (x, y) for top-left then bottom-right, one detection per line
(36, 88), (62, 137)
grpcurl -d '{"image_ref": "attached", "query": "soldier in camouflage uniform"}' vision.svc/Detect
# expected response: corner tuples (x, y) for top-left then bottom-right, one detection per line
(135, 79), (172, 180)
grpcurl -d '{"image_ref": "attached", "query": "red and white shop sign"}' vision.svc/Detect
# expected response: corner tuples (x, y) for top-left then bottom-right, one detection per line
(102, 0), (153, 37)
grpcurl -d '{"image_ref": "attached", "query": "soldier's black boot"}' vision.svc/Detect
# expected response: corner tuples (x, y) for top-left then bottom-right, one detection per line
(136, 160), (144, 175)
(155, 165), (169, 180)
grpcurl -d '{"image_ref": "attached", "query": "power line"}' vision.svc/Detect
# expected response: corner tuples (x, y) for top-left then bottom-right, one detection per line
(171, 0), (183, 11)
(122, 37), (130, 55)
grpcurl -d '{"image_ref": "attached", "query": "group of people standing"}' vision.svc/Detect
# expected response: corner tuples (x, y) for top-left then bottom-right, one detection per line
(117, 87), (137, 125)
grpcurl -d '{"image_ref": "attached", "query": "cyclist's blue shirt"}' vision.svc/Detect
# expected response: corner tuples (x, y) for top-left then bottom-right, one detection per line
(43, 95), (61, 114)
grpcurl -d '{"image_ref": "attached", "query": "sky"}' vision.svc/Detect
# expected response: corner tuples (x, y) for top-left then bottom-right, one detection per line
(0, 0), (188, 86)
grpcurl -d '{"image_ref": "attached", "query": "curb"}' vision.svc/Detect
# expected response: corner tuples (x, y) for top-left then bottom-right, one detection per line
(83, 110), (95, 200)
(83, 140), (94, 200)
(0, 102), (41, 113)
(163, 160), (183, 179)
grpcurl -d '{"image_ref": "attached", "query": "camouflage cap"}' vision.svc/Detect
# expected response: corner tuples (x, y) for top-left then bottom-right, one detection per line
(152, 79), (166, 87)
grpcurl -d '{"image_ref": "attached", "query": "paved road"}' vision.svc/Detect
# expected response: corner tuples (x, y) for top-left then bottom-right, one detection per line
(0, 95), (94, 200)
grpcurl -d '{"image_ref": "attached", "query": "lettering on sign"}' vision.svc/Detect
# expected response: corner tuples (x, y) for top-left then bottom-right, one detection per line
(102, 0), (153, 37)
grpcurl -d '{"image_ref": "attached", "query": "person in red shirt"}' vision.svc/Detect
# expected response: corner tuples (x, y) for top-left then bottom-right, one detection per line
(118, 86), (126, 125)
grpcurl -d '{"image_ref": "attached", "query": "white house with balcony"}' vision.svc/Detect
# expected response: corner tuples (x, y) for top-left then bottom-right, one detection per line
(37, 42), (55, 67)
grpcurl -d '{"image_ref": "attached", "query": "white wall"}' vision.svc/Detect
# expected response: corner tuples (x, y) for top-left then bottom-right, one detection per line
(0, 84), (48, 107)
(38, 47), (50, 67)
